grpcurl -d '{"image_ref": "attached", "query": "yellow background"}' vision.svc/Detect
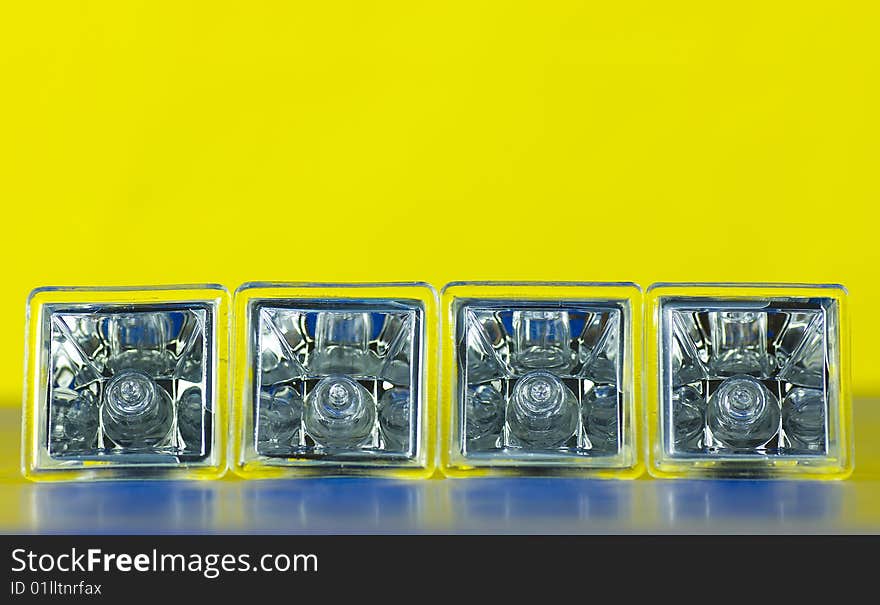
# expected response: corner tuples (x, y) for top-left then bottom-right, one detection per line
(1, 2), (878, 408)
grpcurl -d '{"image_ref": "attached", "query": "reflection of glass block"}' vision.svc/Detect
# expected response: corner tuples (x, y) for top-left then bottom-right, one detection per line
(177, 386), (206, 454)
(577, 312), (621, 384)
(311, 312), (376, 375)
(708, 311), (771, 378)
(256, 385), (302, 454)
(671, 385), (705, 449)
(105, 313), (176, 375)
(783, 387), (826, 451)
(511, 311), (572, 372)
(378, 386), (411, 450)
(23, 285), (227, 481)
(464, 384), (505, 450)
(444, 282), (639, 476)
(777, 314), (825, 388)
(583, 383), (620, 453)
(377, 316), (414, 385)
(49, 388), (99, 455)
(235, 283), (435, 478)
(649, 283), (851, 480)
(670, 313), (708, 386)
(773, 313), (817, 371)
(463, 310), (509, 384)
(258, 309), (308, 386)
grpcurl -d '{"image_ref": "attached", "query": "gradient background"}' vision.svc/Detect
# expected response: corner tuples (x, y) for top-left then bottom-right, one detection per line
(1, 2), (878, 533)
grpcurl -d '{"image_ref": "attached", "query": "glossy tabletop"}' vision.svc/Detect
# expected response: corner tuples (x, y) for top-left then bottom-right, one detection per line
(2, 402), (878, 534)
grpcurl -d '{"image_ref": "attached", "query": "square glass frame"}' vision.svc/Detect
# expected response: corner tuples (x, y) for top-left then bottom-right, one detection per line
(441, 282), (642, 478)
(233, 282), (438, 479)
(646, 283), (853, 479)
(22, 285), (229, 481)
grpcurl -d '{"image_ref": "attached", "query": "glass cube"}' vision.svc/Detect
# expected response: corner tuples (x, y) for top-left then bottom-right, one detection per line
(442, 282), (640, 477)
(648, 283), (852, 479)
(23, 285), (229, 481)
(234, 283), (437, 478)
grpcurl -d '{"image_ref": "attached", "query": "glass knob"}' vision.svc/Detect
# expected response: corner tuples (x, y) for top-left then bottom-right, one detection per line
(507, 370), (578, 448)
(101, 370), (173, 448)
(304, 375), (375, 448)
(707, 375), (780, 449)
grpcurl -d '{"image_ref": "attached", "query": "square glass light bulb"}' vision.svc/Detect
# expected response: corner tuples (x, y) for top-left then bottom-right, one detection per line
(441, 282), (641, 477)
(647, 283), (852, 479)
(23, 285), (229, 481)
(233, 283), (437, 478)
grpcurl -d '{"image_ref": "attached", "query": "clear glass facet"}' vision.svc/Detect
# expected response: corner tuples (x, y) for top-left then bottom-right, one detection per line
(577, 313), (621, 384)
(582, 383), (621, 453)
(464, 310), (509, 384)
(464, 384), (505, 449)
(256, 385), (303, 453)
(177, 386), (206, 453)
(782, 387), (827, 450)
(48, 388), (99, 455)
(378, 386), (412, 451)
(46, 305), (212, 460)
(670, 313), (709, 386)
(457, 301), (625, 461)
(252, 302), (421, 460)
(776, 314), (826, 389)
(670, 385), (705, 449)
(662, 299), (832, 459)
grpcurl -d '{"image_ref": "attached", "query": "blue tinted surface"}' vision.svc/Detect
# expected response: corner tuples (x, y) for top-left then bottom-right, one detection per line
(3, 478), (867, 534)
(2, 404), (880, 534)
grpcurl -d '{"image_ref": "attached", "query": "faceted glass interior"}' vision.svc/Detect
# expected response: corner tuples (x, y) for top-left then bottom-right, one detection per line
(253, 302), (421, 460)
(456, 301), (624, 459)
(661, 300), (832, 457)
(46, 305), (212, 461)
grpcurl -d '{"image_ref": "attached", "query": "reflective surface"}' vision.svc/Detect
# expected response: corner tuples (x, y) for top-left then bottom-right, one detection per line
(3, 403), (880, 534)
(661, 300), (835, 457)
(46, 306), (212, 462)
(251, 303), (421, 461)
(456, 302), (625, 462)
